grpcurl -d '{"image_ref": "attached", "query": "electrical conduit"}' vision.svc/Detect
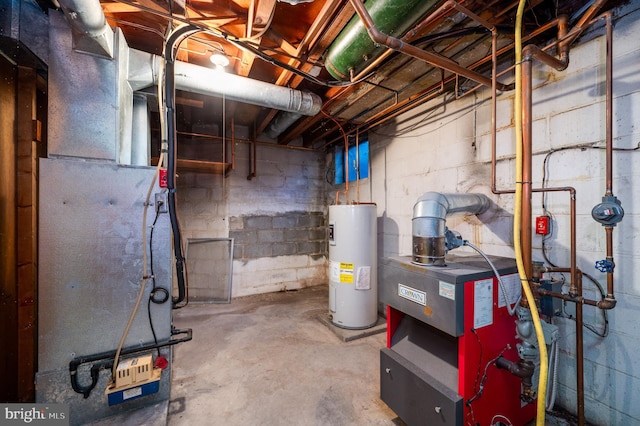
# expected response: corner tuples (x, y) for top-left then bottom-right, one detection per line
(514, 1), (548, 424)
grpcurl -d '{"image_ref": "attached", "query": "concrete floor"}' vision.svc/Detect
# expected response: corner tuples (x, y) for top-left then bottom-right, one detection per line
(167, 285), (397, 425)
(87, 284), (584, 426)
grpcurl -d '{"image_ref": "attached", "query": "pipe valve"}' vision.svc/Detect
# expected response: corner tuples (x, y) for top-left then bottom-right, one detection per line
(595, 259), (614, 273)
(591, 195), (624, 226)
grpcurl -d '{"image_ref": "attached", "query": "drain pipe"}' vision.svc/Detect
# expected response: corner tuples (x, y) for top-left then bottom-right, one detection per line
(411, 192), (490, 266)
(57, 0), (114, 58)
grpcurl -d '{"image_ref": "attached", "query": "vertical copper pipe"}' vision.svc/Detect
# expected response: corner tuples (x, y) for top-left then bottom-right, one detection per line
(605, 227), (614, 297)
(605, 13), (613, 196)
(604, 14), (616, 304)
(576, 273), (585, 426)
(491, 29), (499, 193)
(521, 55), (533, 279)
(490, 18), (562, 195)
(570, 190), (578, 296)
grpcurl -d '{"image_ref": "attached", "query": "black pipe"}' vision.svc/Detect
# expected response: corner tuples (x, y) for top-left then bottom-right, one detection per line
(495, 356), (535, 401)
(163, 25), (200, 308)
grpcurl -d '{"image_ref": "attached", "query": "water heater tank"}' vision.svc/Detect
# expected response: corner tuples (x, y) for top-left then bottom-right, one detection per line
(328, 204), (378, 329)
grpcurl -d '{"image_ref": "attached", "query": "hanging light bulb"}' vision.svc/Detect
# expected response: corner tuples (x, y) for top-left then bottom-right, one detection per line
(210, 53), (230, 68)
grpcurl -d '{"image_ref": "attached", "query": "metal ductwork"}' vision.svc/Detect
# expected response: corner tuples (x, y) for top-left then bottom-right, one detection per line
(412, 192), (490, 266)
(60, 1), (322, 116)
(264, 111), (303, 139)
(57, 0), (115, 58)
(170, 60), (322, 116)
(325, 0), (439, 80)
(128, 52), (322, 116)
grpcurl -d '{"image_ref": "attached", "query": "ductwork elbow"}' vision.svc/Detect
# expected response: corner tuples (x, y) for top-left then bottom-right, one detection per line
(412, 192), (490, 266)
(58, 0), (115, 58)
(264, 111), (303, 139)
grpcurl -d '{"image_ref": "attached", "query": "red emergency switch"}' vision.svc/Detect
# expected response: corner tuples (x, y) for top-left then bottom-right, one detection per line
(536, 215), (550, 235)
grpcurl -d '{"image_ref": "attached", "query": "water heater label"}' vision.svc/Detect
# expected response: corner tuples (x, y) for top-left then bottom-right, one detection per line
(398, 284), (427, 306)
(339, 262), (354, 283)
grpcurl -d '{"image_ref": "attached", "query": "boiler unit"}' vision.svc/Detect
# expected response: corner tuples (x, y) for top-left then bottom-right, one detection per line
(379, 255), (536, 426)
(328, 204), (377, 329)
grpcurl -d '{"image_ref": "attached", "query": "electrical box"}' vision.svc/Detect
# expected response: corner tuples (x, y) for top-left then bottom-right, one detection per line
(536, 215), (550, 235)
(159, 168), (168, 188)
(379, 255), (536, 426)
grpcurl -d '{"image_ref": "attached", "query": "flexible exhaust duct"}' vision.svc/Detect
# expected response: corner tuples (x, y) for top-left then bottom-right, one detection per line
(412, 192), (489, 266)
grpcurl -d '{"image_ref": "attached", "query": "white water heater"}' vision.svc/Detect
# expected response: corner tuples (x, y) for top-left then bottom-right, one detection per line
(328, 204), (377, 329)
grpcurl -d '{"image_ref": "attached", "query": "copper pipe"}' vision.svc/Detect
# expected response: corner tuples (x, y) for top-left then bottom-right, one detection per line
(350, 0), (466, 82)
(535, 187), (578, 297)
(491, 29), (497, 193)
(602, 13), (618, 310)
(490, 17), (563, 195)
(519, 10), (617, 424)
(576, 270), (585, 425)
(605, 13), (613, 196)
(321, 18), (568, 150)
(522, 51), (534, 279)
(346, 0), (509, 91)
(563, 0), (608, 47)
(520, 16), (569, 282)
(605, 226), (615, 297)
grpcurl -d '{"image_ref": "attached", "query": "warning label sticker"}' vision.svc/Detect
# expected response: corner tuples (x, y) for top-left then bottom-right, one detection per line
(339, 262), (354, 283)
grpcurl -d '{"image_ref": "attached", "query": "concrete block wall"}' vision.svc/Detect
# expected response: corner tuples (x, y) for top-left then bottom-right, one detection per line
(230, 212), (325, 260)
(177, 139), (327, 298)
(331, 3), (639, 424)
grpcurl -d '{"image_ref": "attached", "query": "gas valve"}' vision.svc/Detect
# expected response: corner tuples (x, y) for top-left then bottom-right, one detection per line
(595, 259), (615, 273)
(591, 195), (624, 226)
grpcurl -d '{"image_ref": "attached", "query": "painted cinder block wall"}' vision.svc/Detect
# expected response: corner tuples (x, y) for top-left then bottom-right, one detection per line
(177, 139), (327, 298)
(337, 3), (638, 424)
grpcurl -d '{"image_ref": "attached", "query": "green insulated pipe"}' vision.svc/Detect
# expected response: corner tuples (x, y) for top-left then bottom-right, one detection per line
(325, 0), (440, 80)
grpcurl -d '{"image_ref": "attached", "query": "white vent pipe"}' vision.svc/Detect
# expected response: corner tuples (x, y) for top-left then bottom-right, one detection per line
(412, 192), (490, 265)
(128, 51), (322, 116)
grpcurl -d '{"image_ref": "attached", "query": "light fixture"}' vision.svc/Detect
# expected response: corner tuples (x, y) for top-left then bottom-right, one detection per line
(210, 53), (230, 68)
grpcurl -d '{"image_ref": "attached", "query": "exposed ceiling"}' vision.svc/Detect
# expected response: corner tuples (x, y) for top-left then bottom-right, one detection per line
(80, 0), (624, 149)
